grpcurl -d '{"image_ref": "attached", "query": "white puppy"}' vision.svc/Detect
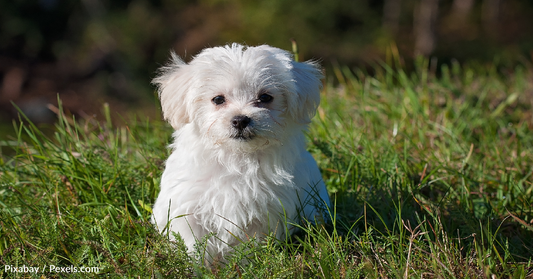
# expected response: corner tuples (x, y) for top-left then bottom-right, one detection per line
(151, 43), (330, 260)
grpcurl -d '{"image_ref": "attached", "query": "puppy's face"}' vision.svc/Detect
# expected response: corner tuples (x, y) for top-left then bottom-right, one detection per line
(154, 44), (323, 152)
(198, 83), (285, 148)
(192, 55), (293, 151)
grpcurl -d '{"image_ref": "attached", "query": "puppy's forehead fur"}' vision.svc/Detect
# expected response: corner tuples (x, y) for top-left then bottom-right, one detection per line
(192, 44), (295, 95)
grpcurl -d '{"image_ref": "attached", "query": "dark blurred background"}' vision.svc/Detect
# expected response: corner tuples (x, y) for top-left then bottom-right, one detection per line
(1, 0), (532, 129)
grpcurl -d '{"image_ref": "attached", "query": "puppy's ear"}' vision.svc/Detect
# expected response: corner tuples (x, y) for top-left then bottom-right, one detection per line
(153, 52), (193, 130)
(289, 60), (323, 124)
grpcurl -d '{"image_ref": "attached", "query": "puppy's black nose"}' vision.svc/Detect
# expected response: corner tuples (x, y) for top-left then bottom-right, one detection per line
(231, 115), (251, 130)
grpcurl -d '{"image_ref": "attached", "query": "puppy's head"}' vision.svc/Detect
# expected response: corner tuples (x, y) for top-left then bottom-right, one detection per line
(153, 44), (322, 151)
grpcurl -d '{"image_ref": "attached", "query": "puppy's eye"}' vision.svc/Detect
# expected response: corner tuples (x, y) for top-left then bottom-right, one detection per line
(212, 95), (226, 105)
(258, 93), (273, 103)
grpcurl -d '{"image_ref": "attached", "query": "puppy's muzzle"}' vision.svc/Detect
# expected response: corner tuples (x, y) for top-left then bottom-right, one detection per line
(231, 115), (254, 140)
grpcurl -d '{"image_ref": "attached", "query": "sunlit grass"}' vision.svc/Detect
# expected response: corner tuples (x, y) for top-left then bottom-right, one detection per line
(1, 58), (532, 278)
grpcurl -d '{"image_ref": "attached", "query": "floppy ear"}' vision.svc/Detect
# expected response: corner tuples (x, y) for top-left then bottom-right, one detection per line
(152, 52), (194, 130)
(288, 60), (323, 124)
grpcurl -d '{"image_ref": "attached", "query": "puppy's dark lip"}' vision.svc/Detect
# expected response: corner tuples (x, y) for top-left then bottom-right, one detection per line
(231, 135), (254, 141)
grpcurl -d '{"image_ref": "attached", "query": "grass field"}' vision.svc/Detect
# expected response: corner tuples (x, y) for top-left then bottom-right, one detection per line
(1, 57), (532, 278)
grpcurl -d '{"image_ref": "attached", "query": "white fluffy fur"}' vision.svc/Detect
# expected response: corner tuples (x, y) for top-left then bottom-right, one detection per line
(151, 43), (331, 260)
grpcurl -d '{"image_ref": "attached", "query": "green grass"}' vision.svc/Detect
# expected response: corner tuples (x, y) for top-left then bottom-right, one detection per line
(1, 58), (533, 278)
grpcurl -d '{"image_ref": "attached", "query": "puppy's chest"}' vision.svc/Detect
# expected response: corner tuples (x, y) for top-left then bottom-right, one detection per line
(199, 168), (283, 197)
(194, 163), (295, 207)
(189, 153), (293, 190)
(193, 171), (297, 231)
(166, 148), (298, 210)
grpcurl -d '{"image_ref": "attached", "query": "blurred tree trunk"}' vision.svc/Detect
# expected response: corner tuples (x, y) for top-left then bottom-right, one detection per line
(383, 0), (401, 35)
(0, 68), (24, 102)
(482, 0), (500, 37)
(452, 0), (474, 23)
(414, 0), (439, 57)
